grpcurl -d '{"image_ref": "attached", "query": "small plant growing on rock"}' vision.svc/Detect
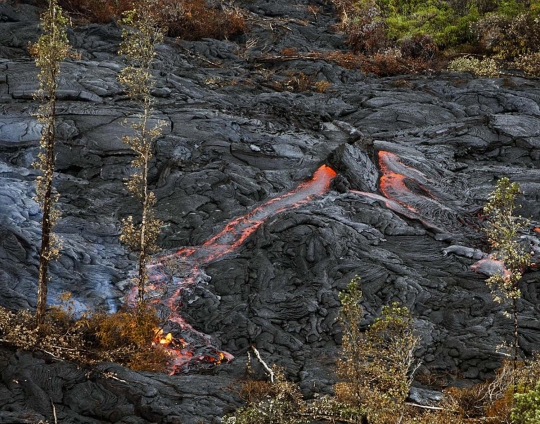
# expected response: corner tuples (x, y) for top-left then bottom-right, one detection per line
(514, 52), (540, 77)
(30, 0), (73, 327)
(512, 382), (540, 424)
(335, 277), (420, 424)
(224, 366), (307, 424)
(315, 80), (331, 93)
(118, 0), (165, 307)
(447, 56), (499, 77)
(483, 178), (531, 370)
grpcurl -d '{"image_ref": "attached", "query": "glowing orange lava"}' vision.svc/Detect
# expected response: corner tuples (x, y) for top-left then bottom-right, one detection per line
(351, 151), (445, 232)
(134, 165), (336, 374)
(154, 329), (173, 347)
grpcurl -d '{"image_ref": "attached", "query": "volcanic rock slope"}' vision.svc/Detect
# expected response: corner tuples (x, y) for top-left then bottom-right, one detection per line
(1, 0), (540, 422)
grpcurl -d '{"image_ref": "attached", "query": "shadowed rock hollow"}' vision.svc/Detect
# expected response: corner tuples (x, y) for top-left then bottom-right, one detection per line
(1, 0), (540, 422)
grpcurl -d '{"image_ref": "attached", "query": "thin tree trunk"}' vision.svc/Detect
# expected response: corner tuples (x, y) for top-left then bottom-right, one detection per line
(137, 102), (150, 307)
(36, 98), (57, 326)
(513, 296), (519, 370)
(510, 296), (519, 400)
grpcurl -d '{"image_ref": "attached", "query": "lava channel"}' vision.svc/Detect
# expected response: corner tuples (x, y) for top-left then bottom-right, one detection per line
(352, 151), (459, 232)
(131, 164), (337, 374)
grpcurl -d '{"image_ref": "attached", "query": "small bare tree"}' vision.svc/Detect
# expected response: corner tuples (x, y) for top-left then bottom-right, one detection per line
(30, 0), (71, 326)
(483, 177), (532, 370)
(118, 0), (165, 307)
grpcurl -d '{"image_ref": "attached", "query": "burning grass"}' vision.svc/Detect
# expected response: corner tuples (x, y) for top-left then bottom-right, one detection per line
(0, 295), (170, 373)
(88, 305), (169, 372)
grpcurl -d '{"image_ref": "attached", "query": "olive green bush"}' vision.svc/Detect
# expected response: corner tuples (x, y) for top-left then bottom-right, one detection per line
(475, 13), (540, 60)
(447, 56), (499, 76)
(335, 277), (420, 424)
(512, 384), (540, 424)
(514, 52), (540, 77)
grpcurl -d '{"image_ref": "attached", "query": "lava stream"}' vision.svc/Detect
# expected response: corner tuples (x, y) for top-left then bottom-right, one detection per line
(140, 165), (337, 374)
(353, 151), (458, 232)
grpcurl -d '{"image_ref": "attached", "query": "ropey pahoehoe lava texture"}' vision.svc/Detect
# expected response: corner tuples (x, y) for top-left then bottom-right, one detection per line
(1, 0), (540, 422)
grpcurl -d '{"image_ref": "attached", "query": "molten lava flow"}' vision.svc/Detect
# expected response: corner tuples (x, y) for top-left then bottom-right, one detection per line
(156, 165), (337, 266)
(352, 151), (459, 232)
(378, 151), (427, 213)
(136, 165), (336, 374)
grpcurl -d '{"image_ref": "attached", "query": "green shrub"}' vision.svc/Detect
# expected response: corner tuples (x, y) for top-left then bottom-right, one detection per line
(332, 0), (540, 62)
(514, 52), (540, 76)
(474, 13), (540, 59)
(512, 383), (540, 423)
(384, 1), (478, 47)
(447, 55), (499, 76)
(335, 278), (420, 424)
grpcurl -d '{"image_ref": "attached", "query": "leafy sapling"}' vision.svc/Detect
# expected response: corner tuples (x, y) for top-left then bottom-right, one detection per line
(335, 277), (420, 424)
(483, 177), (532, 370)
(30, 0), (73, 327)
(118, 0), (166, 307)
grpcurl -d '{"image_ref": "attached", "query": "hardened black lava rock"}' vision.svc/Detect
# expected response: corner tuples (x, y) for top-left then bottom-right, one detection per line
(1, 0), (540, 422)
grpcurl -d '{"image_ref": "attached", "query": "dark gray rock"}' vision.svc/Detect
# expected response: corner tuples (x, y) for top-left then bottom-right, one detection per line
(328, 143), (378, 191)
(1, 0), (540, 422)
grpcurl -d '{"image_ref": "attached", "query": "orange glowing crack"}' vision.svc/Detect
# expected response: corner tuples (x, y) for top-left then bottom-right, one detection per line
(351, 151), (444, 232)
(378, 151), (433, 214)
(130, 165), (336, 374)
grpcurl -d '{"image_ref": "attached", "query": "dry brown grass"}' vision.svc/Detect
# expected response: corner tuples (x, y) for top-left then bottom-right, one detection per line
(166, 0), (245, 40)
(89, 305), (160, 350)
(0, 299), (170, 373)
(32, 0), (246, 40)
(443, 384), (491, 420)
(359, 52), (434, 76)
(236, 378), (277, 404)
(259, 49), (435, 77)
